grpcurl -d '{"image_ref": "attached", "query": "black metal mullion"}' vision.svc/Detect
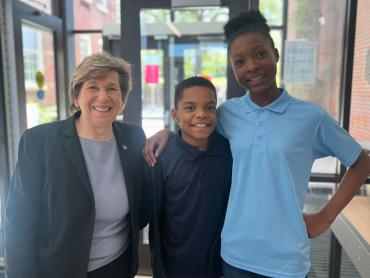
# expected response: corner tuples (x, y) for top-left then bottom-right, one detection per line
(57, 0), (75, 114)
(329, 0), (358, 277)
(280, 0), (288, 86)
(0, 34), (10, 258)
(73, 29), (103, 34)
(13, 1), (28, 133)
(54, 20), (67, 120)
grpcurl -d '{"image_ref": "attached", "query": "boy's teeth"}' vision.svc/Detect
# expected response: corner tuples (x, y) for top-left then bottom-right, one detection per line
(195, 124), (207, 128)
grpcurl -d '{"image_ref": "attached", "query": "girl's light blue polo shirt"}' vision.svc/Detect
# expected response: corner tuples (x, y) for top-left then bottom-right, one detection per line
(217, 90), (362, 278)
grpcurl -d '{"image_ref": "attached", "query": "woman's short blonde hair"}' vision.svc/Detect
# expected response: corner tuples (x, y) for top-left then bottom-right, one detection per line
(69, 52), (132, 112)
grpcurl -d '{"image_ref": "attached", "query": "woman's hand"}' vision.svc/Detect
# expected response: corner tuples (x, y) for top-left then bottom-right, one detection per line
(142, 129), (174, 167)
(303, 211), (334, 238)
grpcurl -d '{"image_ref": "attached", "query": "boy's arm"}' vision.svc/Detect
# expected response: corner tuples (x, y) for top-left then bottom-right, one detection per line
(304, 151), (370, 238)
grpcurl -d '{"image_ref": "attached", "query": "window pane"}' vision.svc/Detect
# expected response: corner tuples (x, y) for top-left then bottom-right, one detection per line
(184, 43), (228, 103)
(140, 9), (171, 23)
(141, 49), (165, 137)
(270, 30), (282, 86)
(284, 0), (347, 175)
(260, 0), (284, 26)
(349, 0), (370, 157)
(21, 0), (52, 15)
(140, 7), (228, 136)
(285, 0), (346, 119)
(74, 0), (120, 30)
(74, 33), (103, 65)
(22, 23), (58, 128)
(174, 7), (229, 23)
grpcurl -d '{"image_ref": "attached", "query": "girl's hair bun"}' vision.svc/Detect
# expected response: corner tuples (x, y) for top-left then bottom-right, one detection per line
(224, 10), (270, 43)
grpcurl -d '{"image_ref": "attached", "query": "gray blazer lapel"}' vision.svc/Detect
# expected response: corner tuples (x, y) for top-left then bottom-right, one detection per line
(61, 114), (94, 201)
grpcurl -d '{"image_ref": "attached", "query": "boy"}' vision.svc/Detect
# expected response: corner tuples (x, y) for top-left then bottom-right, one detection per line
(149, 76), (232, 278)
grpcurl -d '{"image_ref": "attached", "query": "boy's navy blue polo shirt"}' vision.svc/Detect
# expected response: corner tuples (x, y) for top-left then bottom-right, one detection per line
(149, 131), (232, 278)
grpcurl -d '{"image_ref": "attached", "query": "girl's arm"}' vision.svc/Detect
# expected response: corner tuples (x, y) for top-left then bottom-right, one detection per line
(304, 151), (370, 238)
(142, 129), (175, 167)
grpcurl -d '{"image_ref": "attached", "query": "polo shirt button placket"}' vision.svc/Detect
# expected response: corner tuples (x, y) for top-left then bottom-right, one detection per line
(255, 109), (267, 151)
(199, 155), (206, 177)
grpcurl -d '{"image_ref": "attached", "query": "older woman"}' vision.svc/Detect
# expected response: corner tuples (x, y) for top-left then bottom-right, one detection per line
(5, 52), (149, 278)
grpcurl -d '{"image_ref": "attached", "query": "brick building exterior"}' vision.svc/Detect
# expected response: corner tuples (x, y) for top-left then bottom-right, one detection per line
(350, 0), (370, 148)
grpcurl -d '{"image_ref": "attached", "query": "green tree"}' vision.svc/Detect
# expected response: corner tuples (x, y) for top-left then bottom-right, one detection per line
(293, 0), (320, 40)
(259, 0), (283, 25)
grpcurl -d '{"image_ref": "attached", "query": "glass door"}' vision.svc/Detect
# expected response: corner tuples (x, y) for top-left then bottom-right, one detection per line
(140, 7), (229, 136)
(13, 0), (66, 133)
(21, 23), (58, 128)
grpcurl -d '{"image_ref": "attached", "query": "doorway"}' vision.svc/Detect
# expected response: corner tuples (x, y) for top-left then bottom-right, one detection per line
(13, 0), (66, 133)
(140, 8), (229, 136)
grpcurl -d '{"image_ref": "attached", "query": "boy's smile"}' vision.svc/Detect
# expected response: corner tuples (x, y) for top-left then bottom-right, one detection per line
(172, 86), (217, 151)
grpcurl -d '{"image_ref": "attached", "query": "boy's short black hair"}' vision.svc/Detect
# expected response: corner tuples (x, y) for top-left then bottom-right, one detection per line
(174, 76), (217, 108)
(223, 10), (275, 48)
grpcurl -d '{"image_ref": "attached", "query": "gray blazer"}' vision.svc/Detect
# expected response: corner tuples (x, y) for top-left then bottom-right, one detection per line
(5, 112), (149, 278)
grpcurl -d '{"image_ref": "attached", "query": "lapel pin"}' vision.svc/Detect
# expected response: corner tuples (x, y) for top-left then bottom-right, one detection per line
(122, 144), (128, 150)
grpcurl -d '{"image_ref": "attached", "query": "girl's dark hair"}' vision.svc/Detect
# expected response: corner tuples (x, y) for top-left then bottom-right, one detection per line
(224, 10), (275, 48)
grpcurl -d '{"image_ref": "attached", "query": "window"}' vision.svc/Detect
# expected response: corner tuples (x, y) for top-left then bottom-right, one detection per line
(349, 0), (370, 157)
(174, 7), (228, 23)
(96, 0), (108, 11)
(260, 0), (285, 86)
(74, 33), (102, 65)
(22, 25), (43, 87)
(284, 0), (348, 175)
(79, 35), (92, 60)
(73, 0), (120, 65)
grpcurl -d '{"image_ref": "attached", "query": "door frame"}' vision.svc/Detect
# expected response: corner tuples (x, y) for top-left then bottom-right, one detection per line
(0, 33), (10, 258)
(13, 0), (67, 134)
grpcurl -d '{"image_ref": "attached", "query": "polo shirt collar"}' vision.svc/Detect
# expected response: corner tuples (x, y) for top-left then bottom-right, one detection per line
(175, 130), (224, 161)
(243, 89), (292, 114)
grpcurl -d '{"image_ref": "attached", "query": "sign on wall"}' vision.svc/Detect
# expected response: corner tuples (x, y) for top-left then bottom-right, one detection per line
(283, 41), (317, 85)
(145, 65), (159, 84)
